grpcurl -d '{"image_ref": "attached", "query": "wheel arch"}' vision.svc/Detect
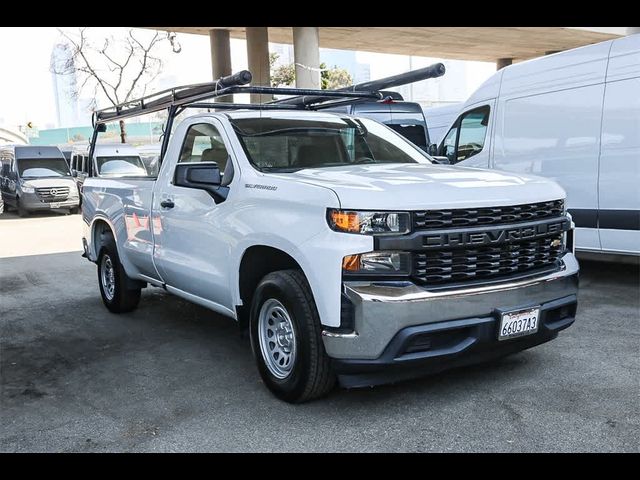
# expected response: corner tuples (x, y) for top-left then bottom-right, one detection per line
(90, 216), (118, 261)
(236, 245), (309, 329)
(91, 216), (146, 290)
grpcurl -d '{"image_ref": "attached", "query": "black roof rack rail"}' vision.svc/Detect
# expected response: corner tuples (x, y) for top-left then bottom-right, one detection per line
(270, 62), (445, 108)
(92, 70), (384, 125)
(88, 64), (444, 166)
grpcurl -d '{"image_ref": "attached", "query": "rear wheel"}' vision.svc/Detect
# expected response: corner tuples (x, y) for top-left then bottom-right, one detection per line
(249, 269), (335, 403)
(97, 232), (141, 313)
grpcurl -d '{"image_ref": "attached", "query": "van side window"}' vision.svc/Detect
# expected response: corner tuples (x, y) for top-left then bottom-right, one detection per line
(179, 123), (230, 176)
(456, 106), (490, 162)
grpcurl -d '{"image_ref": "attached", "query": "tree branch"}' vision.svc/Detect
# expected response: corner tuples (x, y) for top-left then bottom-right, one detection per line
(124, 30), (161, 103)
(58, 28), (118, 107)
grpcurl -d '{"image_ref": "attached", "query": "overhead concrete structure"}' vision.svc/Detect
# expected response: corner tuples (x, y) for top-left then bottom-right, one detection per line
(154, 27), (620, 63)
(209, 29), (232, 102)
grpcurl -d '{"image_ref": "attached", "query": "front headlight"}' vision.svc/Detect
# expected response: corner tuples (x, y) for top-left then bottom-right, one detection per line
(342, 251), (411, 275)
(327, 209), (410, 235)
(21, 183), (35, 193)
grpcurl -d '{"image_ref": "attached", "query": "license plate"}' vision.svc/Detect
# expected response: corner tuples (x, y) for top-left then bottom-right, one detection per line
(50, 203), (61, 208)
(498, 307), (540, 340)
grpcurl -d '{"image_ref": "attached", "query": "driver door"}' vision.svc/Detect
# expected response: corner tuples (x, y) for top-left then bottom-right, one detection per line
(152, 119), (237, 314)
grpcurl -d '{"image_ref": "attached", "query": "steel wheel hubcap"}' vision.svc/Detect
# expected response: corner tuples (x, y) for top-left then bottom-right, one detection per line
(101, 254), (116, 301)
(258, 299), (297, 379)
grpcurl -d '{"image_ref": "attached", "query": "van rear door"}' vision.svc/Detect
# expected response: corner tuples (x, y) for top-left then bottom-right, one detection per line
(598, 35), (640, 254)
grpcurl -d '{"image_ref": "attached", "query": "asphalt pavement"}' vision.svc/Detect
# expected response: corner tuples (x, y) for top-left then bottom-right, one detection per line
(0, 212), (638, 452)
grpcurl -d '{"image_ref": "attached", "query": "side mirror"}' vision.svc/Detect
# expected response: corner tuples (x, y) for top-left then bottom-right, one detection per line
(174, 163), (228, 203)
(71, 169), (78, 177)
(427, 143), (439, 156)
(431, 156), (451, 165)
(96, 123), (107, 133)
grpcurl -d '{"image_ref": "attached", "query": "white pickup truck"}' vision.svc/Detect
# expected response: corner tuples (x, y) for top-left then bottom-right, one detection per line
(82, 78), (579, 403)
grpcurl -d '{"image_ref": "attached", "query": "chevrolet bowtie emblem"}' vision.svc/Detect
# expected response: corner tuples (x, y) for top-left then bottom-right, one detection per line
(551, 238), (562, 247)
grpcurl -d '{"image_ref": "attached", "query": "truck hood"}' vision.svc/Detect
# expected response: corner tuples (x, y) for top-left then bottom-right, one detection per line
(21, 177), (77, 189)
(286, 163), (566, 210)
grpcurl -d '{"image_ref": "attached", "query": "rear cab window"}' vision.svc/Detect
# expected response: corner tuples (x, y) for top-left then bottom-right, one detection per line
(96, 156), (148, 177)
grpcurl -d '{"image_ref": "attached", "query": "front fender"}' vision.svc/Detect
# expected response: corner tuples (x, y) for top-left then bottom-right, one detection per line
(232, 230), (372, 328)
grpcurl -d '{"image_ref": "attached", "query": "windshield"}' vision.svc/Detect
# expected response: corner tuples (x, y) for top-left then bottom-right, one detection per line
(97, 156), (147, 177)
(230, 116), (432, 172)
(18, 158), (71, 178)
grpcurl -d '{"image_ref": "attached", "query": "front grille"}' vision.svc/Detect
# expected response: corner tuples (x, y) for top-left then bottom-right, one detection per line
(412, 233), (564, 285)
(413, 199), (564, 231)
(36, 186), (70, 201)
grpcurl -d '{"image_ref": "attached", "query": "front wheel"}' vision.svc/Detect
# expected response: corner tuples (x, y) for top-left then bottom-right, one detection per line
(249, 269), (335, 403)
(16, 197), (29, 217)
(97, 232), (141, 313)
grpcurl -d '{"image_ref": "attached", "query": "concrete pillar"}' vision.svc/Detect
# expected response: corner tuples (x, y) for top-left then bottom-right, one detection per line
(293, 27), (320, 89)
(496, 58), (512, 70)
(209, 29), (232, 102)
(246, 27), (270, 103)
(627, 27), (640, 35)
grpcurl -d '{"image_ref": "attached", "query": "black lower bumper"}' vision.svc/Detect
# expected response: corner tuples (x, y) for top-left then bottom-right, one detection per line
(332, 295), (577, 388)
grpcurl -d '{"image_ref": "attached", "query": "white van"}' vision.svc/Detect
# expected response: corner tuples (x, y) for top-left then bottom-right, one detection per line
(422, 103), (462, 145)
(434, 34), (639, 255)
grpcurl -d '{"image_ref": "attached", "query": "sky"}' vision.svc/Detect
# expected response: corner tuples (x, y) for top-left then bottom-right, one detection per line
(0, 27), (628, 131)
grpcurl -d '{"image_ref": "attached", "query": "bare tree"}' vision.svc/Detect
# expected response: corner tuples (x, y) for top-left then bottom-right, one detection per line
(51, 28), (171, 143)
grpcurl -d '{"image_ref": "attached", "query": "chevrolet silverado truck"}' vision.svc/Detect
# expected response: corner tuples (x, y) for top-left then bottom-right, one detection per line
(81, 75), (579, 403)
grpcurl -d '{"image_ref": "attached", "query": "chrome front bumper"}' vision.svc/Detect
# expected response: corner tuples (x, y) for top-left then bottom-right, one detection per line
(322, 252), (579, 360)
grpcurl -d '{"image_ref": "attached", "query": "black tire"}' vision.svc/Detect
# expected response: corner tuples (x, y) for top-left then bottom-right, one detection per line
(97, 231), (141, 313)
(0, 200), (4, 215)
(70, 207), (80, 215)
(249, 269), (335, 403)
(16, 197), (29, 217)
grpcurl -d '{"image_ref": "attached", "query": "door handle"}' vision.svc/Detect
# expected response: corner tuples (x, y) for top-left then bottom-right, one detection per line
(160, 199), (175, 209)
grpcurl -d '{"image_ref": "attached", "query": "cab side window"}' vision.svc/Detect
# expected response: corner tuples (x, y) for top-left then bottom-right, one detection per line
(178, 123), (230, 177)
